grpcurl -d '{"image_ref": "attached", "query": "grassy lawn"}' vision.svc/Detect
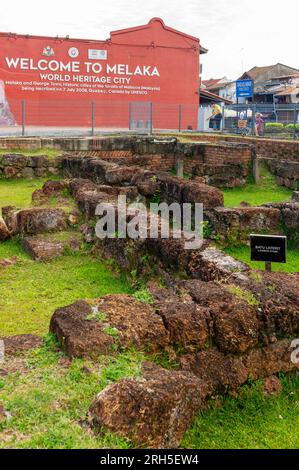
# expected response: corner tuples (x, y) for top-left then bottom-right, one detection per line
(0, 178), (52, 208)
(0, 148), (61, 158)
(182, 374), (299, 449)
(0, 338), (297, 449)
(223, 164), (292, 208)
(0, 239), (131, 336)
(0, 174), (298, 449)
(0, 339), (140, 449)
(225, 245), (299, 273)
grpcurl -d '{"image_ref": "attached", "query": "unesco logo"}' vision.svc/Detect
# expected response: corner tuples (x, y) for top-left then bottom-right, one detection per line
(68, 47), (79, 58)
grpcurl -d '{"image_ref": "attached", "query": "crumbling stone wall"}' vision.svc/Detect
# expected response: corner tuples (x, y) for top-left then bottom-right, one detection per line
(186, 133), (299, 161)
(186, 133), (299, 188)
(0, 138), (41, 150)
(45, 168), (299, 447)
(0, 154), (61, 179)
(67, 138), (252, 187)
(62, 155), (299, 245)
(267, 159), (299, 189)
(1, 162), (298, 448)
(0, 136), (252, 187)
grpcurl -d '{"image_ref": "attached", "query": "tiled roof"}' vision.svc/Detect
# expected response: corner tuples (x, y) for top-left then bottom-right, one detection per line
(200, 89), (232, 104)
(245, 65), (277, 80)
(242, 64), (299, 81)
(202, 78), (223, 89)
(274, 86), (299, 96)
(271, 73), (299, 80)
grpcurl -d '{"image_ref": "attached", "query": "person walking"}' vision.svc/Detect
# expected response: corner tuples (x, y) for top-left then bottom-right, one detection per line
(255, 112), (264, 136)
(207, 103), (223, 131)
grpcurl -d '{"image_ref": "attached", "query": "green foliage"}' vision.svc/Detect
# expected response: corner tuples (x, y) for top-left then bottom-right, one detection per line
(147, 351), (179, 370)
(226, 285), (259, 306)
(102, 326), (119, 339)
(0, 178), (52, 208)
(265, 122), (284, 129)
(100, 349), (144, 386)
(224, 244), (299, 273)
(182, 374), (299, 449)
(0, 342), (136, 449)
(249, 271), (263, 282)
(0, 148), (61, 158)
(222, 163), (292, 208)
(214, 228), (250, 249)
(170, 167), (191, 180)
(202, 220), (212, 239)
(284, 123), (299, 132)
(0, 239), (131, 336)
(86, 311), (108, 322)
(264, 122), (299, 134)
(150, 190), (162, 204)
(133, 288), (155, 304)
(279, 219), (299, 249)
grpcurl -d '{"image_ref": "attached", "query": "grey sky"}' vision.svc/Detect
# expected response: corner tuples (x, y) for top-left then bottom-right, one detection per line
(1, 0), (298, 80)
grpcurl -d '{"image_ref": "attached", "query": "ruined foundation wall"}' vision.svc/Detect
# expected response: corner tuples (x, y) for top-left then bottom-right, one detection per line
(0, 154), (61, 179)
(0, 136), (252, 187)
(185, 134), (299, 188)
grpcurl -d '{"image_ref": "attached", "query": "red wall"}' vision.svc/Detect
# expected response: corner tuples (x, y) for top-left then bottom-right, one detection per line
(0, 18), (200, 129)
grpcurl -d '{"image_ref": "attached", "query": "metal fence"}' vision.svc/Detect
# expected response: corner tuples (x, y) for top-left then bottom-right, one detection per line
(0, 99), (299, 138)
(0, 99), (198, 137)
(199, 103), (299, 139)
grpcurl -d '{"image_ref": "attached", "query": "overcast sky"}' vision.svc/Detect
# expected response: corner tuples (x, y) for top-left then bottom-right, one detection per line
(1, 0), (298, 79)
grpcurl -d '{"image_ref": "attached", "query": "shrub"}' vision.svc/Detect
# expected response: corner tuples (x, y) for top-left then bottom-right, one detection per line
(265, 122), (285, 133)
(133, 288), (155, 304)
(285, 123), (299, 132)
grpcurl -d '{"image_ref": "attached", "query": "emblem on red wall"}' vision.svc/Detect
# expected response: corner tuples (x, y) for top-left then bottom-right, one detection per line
(68, 47), (79, 58)
(42, 46), (55, 57)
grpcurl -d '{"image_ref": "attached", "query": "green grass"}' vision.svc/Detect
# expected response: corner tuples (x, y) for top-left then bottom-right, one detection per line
(226, 285), (259, 305)
(0, 338), (141, 449)
(224, 244), (299, 273)
(0, 338), (298, 449)
(0, 178), (52, 209)
(0, 172), (298, 449)
(0, 239), (131, 336)
(222, 164), (292, 208)
(0, 148), (61, 158)
(182, 374), (299, 449)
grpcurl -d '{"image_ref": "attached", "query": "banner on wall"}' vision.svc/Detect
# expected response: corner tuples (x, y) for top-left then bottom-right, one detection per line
(0, 19), (201, 128)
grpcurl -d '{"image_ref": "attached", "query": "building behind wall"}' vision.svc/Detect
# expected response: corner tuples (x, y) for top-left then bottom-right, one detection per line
(0, 18), (207, 131)
(239, 63), (299, 104)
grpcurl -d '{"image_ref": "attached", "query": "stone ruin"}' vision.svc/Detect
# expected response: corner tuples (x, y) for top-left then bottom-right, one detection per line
(0, 138), (299, 448)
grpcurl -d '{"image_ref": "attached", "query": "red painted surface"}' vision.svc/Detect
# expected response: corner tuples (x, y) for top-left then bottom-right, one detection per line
(0, 18), (201, 129)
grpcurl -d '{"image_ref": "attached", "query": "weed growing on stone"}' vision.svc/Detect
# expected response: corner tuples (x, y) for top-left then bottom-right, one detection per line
(102, 326), (120, 339)
(86, 311), (108, 322)
(226, 285), (259, 306)
(133, 288), (155, 305)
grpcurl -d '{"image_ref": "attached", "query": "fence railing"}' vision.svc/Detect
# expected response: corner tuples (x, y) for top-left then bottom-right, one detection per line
(0, 99), (198, 136)
(0, 99), (299, 138)
(199, 103), (299, 139)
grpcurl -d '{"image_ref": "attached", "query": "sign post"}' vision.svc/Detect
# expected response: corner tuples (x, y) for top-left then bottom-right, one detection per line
(236, 79), (253, 99)
(250, 234), (287, 271)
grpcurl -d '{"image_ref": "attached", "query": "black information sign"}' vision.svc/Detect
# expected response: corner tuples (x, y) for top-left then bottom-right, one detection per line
(250, 234), (287, 263)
